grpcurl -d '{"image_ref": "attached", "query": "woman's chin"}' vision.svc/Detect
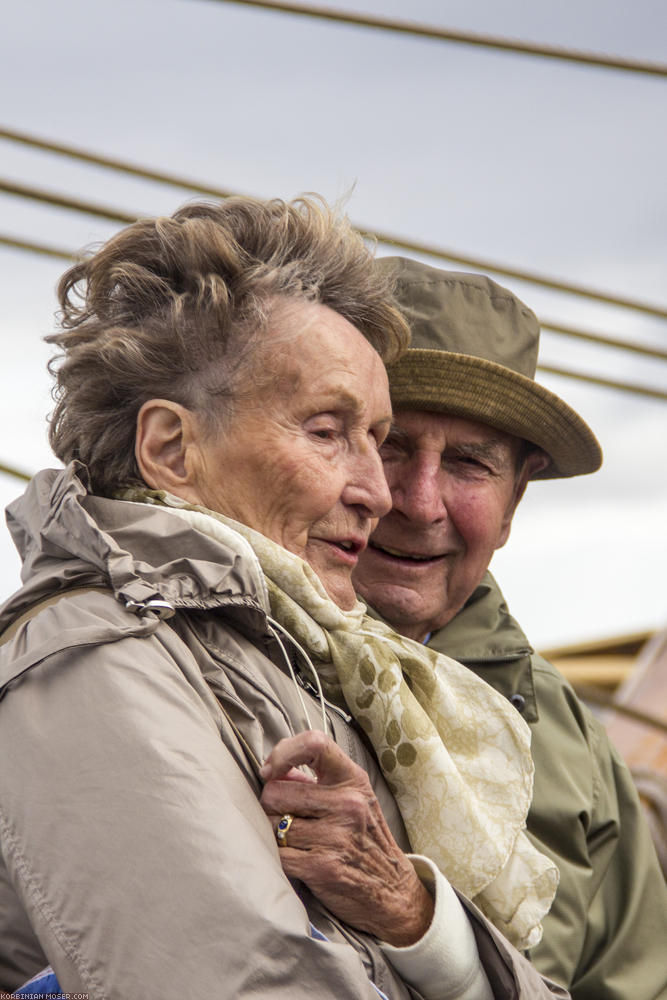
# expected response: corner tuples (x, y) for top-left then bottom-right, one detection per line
(303, 543), (361, 610)
(318, 571), (357, 610)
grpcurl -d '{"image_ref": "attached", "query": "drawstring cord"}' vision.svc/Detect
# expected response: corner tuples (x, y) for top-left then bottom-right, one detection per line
(266, 615), (328, 735)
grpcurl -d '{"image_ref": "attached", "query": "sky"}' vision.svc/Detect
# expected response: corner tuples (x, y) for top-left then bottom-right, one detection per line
(1, 0), (666, 649)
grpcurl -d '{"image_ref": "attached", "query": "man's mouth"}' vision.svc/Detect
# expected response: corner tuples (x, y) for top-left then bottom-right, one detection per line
(368, 542), (445, 564)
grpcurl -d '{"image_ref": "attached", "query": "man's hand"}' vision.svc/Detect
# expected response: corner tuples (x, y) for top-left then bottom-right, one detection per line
(260, 731), (434, 947)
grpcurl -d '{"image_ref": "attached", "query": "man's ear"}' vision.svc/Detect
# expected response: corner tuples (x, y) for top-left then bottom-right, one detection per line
(135, 399), (198, 493)
(496, 448), (550, 550)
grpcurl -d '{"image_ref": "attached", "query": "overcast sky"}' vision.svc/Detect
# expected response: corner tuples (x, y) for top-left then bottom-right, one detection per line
(1, 0), (666, 648)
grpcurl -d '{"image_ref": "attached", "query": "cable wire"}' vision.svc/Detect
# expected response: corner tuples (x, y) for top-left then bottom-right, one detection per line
(0, 232), (80, 262)
(1, 230), (666, 404)
(0, 462), (32, 483)
(0, 127), (239, 199)
(540, 320), (667, 362)
(2, 144), (666, 319)
(368, 230), (667, 320)
(3, 230), (666, 365)
(538, 363), (667, 401)
(203, 0), (667, 78)
(0, 178), (137, 225)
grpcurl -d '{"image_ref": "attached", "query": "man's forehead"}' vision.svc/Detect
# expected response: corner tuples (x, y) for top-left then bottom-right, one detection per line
(391, 408), (520, 449)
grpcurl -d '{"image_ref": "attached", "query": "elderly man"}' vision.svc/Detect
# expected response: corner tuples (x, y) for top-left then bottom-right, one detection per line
(354, 257), (667, 1000)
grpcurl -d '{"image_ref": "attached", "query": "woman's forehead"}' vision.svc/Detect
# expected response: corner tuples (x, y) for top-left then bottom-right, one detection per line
(261, 301), (390, 412)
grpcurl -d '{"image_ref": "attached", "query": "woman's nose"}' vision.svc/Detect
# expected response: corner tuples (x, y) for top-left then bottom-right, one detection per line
(343, 447), (392, 518)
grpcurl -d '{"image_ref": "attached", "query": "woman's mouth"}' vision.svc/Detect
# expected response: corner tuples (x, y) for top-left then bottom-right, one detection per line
(317, 536), (366, 563)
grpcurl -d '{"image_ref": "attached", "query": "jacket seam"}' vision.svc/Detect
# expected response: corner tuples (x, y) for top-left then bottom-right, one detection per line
(585, 713), (604, 812)
(0, 807), (105, 999)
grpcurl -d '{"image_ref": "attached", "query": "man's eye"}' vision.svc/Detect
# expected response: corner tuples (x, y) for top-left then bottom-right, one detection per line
(312, 427), (337, 440)
(456, 456), (491, 474)
(379, 441), (398, 456)
(380, 434), (403, 451)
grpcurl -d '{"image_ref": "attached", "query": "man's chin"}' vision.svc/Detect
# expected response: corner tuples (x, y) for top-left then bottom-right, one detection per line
(355, 579), (439, 642)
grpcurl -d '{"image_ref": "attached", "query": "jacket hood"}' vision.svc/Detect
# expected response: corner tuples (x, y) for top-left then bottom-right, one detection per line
(1, 463), (270, 634)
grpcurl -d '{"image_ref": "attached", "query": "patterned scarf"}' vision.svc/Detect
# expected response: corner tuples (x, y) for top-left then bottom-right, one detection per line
(119, 489), (558, 949)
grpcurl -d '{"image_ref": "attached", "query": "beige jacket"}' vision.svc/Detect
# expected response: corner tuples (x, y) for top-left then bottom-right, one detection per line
(0, 465), (569, 999)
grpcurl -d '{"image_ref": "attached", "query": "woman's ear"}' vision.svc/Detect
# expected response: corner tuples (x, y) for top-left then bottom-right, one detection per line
(135, 399), (198, 493)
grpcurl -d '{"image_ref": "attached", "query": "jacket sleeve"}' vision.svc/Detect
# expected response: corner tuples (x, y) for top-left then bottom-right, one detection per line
(0, 623), (406, 1000)
(0, 848), (48, 991)
(380, 858), (569, 1000)
(527, 662), (667, 1000)
(569, 717), (667, 1000)
(460, 897), (570, 1000)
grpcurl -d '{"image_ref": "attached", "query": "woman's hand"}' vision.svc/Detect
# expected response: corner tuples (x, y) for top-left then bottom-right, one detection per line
(259, 731), (434, 947)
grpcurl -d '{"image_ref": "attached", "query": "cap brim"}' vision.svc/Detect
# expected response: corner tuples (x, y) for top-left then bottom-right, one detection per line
(387, 350), (602, 479)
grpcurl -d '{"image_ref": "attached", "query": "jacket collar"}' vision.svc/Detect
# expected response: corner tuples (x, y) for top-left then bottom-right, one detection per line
(430, 572), (533, 663)
(428, 572), (539, 722)
(0, 462), (271, 640)
(364, 572), (539, 723)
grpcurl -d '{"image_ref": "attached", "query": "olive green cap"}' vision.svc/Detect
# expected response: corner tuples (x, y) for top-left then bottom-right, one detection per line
(383, 256), (602, 479)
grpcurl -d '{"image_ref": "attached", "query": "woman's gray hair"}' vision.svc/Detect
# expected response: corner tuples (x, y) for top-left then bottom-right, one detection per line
(46, 195), (410, 495)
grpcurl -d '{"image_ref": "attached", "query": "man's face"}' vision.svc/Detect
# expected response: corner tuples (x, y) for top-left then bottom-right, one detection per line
(353, 410), (532, 640)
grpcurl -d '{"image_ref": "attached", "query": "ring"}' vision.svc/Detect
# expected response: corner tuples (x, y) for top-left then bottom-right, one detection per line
(276, 813), (294, 848)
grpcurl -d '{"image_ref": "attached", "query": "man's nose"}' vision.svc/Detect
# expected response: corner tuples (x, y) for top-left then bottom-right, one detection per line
(390, 456), (446, 525)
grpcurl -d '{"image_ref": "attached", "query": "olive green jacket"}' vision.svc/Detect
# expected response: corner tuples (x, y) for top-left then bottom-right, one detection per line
(428, 573), (667, 1000)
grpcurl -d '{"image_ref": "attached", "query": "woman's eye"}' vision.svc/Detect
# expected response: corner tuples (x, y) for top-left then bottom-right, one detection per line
(309, 424), (338, 441)
(307, 414), (343, 441)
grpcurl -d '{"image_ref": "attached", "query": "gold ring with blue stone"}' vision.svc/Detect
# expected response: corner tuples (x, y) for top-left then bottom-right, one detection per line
(276, 813), (294, 847)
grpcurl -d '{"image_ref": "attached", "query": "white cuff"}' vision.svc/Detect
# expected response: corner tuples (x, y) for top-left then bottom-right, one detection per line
(379, 855), (493, 1000)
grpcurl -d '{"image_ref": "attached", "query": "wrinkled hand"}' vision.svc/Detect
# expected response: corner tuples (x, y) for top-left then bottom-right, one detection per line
(260, 731), (434, 947)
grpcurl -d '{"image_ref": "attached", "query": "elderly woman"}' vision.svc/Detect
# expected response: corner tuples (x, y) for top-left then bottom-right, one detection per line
(0, 197), (565, 1000)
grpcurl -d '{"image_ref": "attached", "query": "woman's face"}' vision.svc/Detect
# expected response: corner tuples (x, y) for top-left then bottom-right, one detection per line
(189, 301), (393, 609)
